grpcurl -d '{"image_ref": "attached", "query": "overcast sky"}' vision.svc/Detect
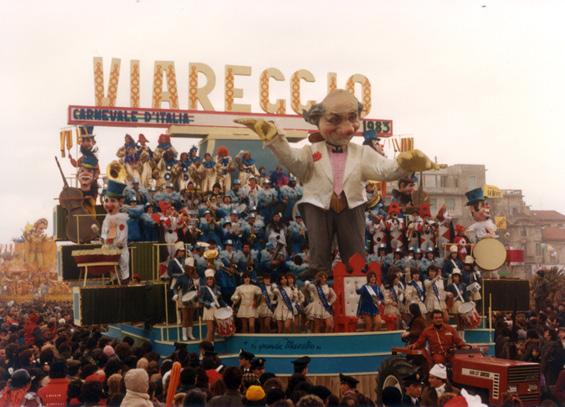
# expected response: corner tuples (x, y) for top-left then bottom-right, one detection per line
(1, 0), (564, 243)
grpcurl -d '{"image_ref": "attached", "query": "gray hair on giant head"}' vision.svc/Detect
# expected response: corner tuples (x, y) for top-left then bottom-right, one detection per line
(302, 89), (364, 126)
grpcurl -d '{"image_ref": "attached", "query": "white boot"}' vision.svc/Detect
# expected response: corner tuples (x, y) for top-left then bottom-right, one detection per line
(181, 327), (188, 341)
(187, 327), (196, 341)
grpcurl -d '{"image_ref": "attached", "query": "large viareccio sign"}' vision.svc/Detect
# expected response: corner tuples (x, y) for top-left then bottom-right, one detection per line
(90, 57), (373, 115)
(68, 57), (393, 135)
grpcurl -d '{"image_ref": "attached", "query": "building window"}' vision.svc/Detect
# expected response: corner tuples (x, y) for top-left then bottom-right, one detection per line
(446, 198), (455, 210)
(440, 176), (449, 188)
(430, 198), (437, 212)
(425, 175), (437, 188)
(535, 243), (541, 256)
(520, 227), (527, 237)
(468, 175), (477, 189)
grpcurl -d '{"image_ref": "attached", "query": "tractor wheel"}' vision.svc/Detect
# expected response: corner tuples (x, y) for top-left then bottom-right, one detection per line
(376, 357), (417, 405)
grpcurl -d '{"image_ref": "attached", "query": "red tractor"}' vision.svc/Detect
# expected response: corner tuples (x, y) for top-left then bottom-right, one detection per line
(376, 347), (540, 406)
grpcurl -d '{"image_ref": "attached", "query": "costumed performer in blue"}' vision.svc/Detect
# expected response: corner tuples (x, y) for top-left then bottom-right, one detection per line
(101, 179), (130, 283)
(236, 89), (445, 277)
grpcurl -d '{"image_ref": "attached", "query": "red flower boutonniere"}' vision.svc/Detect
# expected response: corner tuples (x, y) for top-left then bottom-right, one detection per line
(119, 224), (125, 231)
(312, 151), (322, 162)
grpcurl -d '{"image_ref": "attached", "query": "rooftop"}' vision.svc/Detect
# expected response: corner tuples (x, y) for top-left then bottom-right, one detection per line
(542, 227), (565, 242)
(531, 210), (565, 223)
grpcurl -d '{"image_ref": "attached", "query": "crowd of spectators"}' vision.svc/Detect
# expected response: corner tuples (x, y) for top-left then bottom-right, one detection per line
(0, 297), (564, 406)
(493, 300), (565, 395)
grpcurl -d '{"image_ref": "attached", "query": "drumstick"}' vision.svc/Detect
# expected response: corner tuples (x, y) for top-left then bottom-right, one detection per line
(198, 316), (202, 341)
(489, 293), (493, 343)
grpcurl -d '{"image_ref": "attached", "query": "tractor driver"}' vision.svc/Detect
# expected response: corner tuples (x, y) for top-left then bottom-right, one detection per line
(409, 309), (471, 364)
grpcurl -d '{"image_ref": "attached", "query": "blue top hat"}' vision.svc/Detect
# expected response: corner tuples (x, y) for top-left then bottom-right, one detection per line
(465, 187), (485, 206)
(106, 180), (127, 199)
(81, 154), (98, 169)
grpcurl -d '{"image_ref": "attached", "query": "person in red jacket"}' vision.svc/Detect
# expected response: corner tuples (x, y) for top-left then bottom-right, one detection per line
(410, 310), (471, 363)
(38, 360), (69, 407)
(23, 312), (40, 346)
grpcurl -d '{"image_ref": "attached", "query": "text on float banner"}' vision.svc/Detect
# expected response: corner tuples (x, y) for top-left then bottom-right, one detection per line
(92, 58), (374, 117)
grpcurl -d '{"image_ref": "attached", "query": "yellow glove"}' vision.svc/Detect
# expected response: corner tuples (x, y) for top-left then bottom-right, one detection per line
(396, 149), (447, 172)
(234, 119), (279, 142)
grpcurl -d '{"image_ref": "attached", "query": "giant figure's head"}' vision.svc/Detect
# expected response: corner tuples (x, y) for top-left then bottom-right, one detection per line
(304, 90), (363, 147)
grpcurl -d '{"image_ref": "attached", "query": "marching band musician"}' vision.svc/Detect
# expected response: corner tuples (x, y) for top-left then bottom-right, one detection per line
(215, 146), (234, 193)
(188, 157), (204, 191)
(242, 212), (264, 251)
(355, 271), (384, 331)
(238, 243), (259, 282)
(258, 179), (278, 222)
(286, 273), (305, 333)
(155, 149), (179, 190)
(199, 268), (229, 342)
(218, 196), (236, 220)
(227, 178), (243, 205)
(386, 202), (406, 251)
(222, 210), (245, 249)
(168, 245), (199, 342)
(446, 269), (467, 330)
(272, 274), (297, 333)
(219, 240), (243, 275)
(199, 210), (222, 246)
(288, 214), (307, 256)
(137, 134), (153, 189)
(408, 248), (425, 273)
(405, 268), (427, 316)
(257, 274), (277, 333)
(383, 270), (402, 330)
(260, 241), (284, 280)
(177, 152), (192, 192)
(231, 272), (262, 333)
(421, 247), (443, 275)
(442, 244), (464, 279)
(279, 175), (303, 221)
(462, 255), (482, 303)
(286, 255), (309, 281)
(240, 176), (261, 211)
(177, 215), (202, 246)
(424, 265), (448, 321)
(167, 241), (189, 291)
(368, 243), (388, 270)
(266, 212), (288, 257)
(236, 150), (260, 186)
(389, 248), (405, 279)
(201, 152), (217, 194)
(305, 272), (336, 333)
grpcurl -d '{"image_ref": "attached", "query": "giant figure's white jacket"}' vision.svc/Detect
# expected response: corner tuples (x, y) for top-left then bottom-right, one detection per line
(266, 134), (408, 210)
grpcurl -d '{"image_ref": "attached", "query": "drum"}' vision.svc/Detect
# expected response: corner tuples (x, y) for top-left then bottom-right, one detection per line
(459, 302), (481, 329)
(472, 238), (506, 271)
(446, 292), (454, 309)
(214, 307), (235, 337)
(181, 291), (197, 303)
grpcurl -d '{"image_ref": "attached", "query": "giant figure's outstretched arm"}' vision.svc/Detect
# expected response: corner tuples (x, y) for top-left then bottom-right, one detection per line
(234, 119), (311, 180)
(362, 147), (410, 181)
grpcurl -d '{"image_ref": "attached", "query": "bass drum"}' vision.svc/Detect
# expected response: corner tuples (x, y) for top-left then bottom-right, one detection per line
(459, 302), (481, 329)
(214, 307), (235, 337)
(472, 238), (506, 271)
